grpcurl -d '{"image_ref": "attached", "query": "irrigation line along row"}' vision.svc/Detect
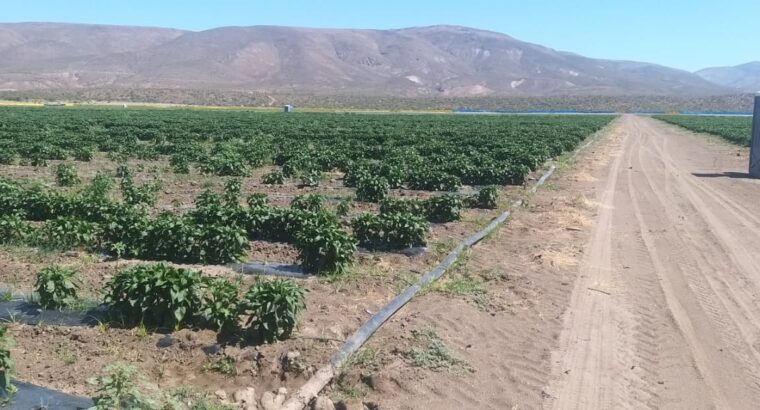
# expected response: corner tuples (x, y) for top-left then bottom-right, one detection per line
(276, 118), (617, 410)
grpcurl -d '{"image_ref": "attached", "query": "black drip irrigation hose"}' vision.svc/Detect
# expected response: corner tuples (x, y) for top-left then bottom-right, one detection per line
(330, 170), (558, 368)
(281, 162), (562, 410)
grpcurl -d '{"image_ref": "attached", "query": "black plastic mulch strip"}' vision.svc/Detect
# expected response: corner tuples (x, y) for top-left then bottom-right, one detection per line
(227, 262), (310, 278)
(3, 381), (92, 409)
(0, 301), (107, 327)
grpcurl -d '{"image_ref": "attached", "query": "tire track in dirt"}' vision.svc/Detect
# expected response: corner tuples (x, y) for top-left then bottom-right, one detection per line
(548, 115), (760, 409)
(547, 119), (636, 409)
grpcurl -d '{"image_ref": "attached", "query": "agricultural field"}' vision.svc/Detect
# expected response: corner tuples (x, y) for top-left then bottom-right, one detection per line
(0, 106), (612, 406)
(653, 115), (753, 146)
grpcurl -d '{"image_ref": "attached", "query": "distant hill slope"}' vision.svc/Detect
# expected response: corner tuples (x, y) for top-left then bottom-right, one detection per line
(696, 62), (760, 93)
(0, 22), (730, 96)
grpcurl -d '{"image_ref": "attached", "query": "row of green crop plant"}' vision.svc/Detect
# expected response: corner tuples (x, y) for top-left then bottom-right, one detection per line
(0, 263), (308, 401)
(0, 175), (355, 274)
(33, 264), (307, 341)
(1, 166), (501, 268)
(0, 108), (613, 187)
(653, 115), (753, 146)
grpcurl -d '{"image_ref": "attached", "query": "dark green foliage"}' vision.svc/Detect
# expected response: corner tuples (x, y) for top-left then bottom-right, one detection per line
(379, 198), (426, 217)
(352, 212), (428, 249)
(120, 172), (160, 207)
(201, 277), (242, 332)
(103, 264), (205, 329)
(246, 193), (270, 209)
(474, 185), (499, 209)
(193, 223), (248, 264)
(0, 108), (610, 186)
(343, 165), (371, 188)
(0, 214), (36, 244)
(83, 171), (115, 201)
(41, 217), (99, 250)
(424, 194), (463, 223)
(0, 150), (16, 165)
(262, 170), (285, 185)
(115, 164), (131, 178)
(34, 266), (79, 310)
(55, 163), (80, 187)
(170, 157), (191, 174)
(355, 175), (390, 203)
(407, 169), (461, 192)
(381, 196), (462, 223)
(654, 115), (752, 146)
(199, 148), (250, 176)
(291, 194), (326, 212)
(299, 169), (322, 187)
(296, 222), (356, 275)
(336, 196), (354, 217)
(223, 178), (243, 206)
(242, 279), (307, 343)
(73, 147), (94, 162)
(98, 206), (151, 258)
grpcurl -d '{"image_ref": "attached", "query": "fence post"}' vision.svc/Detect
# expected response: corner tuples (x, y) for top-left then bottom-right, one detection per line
(751, 95), (760, 178)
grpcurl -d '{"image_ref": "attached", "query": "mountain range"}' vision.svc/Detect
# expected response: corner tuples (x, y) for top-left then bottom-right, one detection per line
(0, 22), (755, 97)
(696, 62), (760, 93)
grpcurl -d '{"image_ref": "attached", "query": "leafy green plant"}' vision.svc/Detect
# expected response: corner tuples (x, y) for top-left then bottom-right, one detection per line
(0, 214), (36, 245)
(0, 150), (16, 165)
(343, 164), (370, 188)
(475, 185), (499, 209)
(40, 217), (99, 250)
(380, 198), (426, 217)
(55, 163), (81, 187)
(200, 277), (242, 332)
(424, 194), (463, 223)
(299, 169), (323, 187)
(355, 175), (390, 203)
(194, 223), (249, 264)
(352, 212), (428, 250)
(408, 169), (461, 192)
(222, 178), (242, 206)
(199, 149), (250, 177)
(291, 193), (326, 212)
(242, 279), (307, 342)
(103, 264), (205, 329)
(89, 363), (154, 410)
(73, 147), (94, 162)
(120, 173), (160, 207)
(83, 171), (115, 201)
(34, 266), (80, 310)
(296, 222), (356, 275)
(336, 196), (354, 217)
(262, 170), (285, 185)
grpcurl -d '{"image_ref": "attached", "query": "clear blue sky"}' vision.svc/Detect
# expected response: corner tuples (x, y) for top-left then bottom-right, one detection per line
(3, 0), (758, 71)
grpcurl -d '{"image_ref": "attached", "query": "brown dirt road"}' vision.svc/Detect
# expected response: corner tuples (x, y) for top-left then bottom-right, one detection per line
(548, 115), (760, 409)
(364, 115), (760, 410)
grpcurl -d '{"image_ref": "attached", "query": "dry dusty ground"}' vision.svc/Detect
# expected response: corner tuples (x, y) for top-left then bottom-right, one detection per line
(347, 116), (760, 410)
(548, 115), (760, 410)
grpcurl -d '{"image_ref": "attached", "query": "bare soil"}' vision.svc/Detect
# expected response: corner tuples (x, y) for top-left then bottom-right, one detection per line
(548, 116), (760, 409)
